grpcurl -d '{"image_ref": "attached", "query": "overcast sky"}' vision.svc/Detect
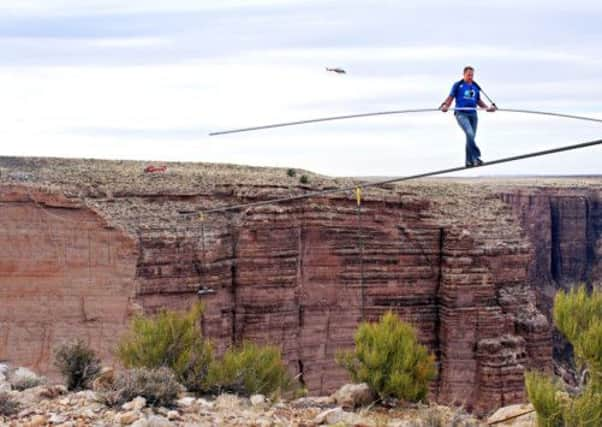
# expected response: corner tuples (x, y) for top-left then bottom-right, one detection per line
(0, 0), (601, 176)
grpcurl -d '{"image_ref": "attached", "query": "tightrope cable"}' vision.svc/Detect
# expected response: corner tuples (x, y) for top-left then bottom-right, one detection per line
(209, 107), (602, 136)
(209, 108), (440, 136)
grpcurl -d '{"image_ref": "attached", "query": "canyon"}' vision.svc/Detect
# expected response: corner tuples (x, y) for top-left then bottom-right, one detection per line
(0, 157), (600, 415)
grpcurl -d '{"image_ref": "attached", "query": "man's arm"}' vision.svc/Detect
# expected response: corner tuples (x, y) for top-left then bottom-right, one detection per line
(440, 95), (454, 112)
(478, 95), (497, 112)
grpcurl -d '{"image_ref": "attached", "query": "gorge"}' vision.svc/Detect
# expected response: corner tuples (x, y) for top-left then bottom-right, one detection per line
(1, 157), (600, 415)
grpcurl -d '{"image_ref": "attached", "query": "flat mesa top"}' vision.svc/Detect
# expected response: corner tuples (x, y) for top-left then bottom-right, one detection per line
(0, 156), (600, 198)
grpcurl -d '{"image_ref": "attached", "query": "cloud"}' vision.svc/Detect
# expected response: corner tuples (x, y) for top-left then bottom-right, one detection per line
(0, 0), (600, 177)
(258, 45), (602, 67)
(0, 0), (318, 16)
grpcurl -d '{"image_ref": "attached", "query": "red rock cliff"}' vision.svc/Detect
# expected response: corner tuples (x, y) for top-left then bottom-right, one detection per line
(1, 158), (599, 414)
(500, 187), (602, 382)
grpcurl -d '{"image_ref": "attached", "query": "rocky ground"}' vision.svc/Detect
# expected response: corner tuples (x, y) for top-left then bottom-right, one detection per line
(1, 366), (536, 427)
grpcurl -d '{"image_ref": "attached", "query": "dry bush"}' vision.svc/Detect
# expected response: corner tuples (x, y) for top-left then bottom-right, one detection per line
(54, 340), (101, 391)
(11, 374), (43, 391)
(100, 367), (182, 408)
(0, 392), (19, 417)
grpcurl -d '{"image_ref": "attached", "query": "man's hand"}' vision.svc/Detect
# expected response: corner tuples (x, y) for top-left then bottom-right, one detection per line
(440, 104), (449, 113)
(486, 105), (497, 112)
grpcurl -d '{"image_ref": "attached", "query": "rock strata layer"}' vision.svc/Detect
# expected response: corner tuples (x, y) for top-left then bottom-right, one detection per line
(1, 157), (600, 414)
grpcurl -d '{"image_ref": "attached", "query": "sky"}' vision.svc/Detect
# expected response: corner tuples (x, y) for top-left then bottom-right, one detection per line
(0, 0), (601, 177)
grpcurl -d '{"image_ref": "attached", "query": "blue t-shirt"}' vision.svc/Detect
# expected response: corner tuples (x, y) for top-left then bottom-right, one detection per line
(450, 80), (480, 113)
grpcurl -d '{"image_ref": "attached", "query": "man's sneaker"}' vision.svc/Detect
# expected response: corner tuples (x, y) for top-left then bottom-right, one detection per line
(465, 161), (475, 168)
(474, 158), (484, 166)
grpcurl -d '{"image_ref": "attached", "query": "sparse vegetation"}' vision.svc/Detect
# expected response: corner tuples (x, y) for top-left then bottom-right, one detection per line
(117, 303), (213, 393)
(299, 174), (309, 184)
(100, 367), (182, 408)
(336, 311), (437, 403)
(526, 286), (602, 427)
(54, 340), (101, 391)
(525, 371), (565, 427)
(422, 406), (445, 427)
(0, 392), (19, 417)
(11, 372), (43, 391)
(205, 341), (293, 398)
(553, 286), (602, 377)
(286, 168), (296, 177)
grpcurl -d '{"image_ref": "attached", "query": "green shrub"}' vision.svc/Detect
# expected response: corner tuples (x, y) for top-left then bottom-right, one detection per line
(54, 340), (101, 391)
(525, 371), (565, 427)
(100, 367), (182, 408)
(117, 303), (213, 393)
(0, 392), (19, 417)
(565, 386), (602, 427)
(526, 286), (602, 427)
(287, 168), (297, 177)
(336, 311), (436, 402)
(553, 286), (602, 378)
(299, 175), (309, 184)
(205, 341), (293, 397)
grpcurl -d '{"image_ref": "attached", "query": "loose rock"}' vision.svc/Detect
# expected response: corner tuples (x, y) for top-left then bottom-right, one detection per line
(250, 394), (266, 407)
(123, 396), (147, 411)
(146, 415), (174, 427)
(166, 410), (182, 421)
(176, 396), (196, 408)
(25, 415), (48, 427)
(487, 403), (535, 426)
(118, 410), (141, 425)
(331, 383), (375, 409)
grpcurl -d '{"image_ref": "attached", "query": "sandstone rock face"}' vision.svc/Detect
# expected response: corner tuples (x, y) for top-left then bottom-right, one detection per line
(500, 188), (602, 380)
(1, 158), (600, 415)
(500, 188), (602, 299)
(0, 185), (139, 375)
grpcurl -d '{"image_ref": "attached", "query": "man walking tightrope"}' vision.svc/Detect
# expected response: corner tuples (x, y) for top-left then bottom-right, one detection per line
(440, 66), (496, 167)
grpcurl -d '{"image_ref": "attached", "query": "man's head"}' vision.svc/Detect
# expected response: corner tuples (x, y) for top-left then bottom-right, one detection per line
(463, 66), (474, 83)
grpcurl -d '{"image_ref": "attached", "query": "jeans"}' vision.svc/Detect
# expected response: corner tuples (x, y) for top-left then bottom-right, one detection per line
(455, 112), (481, 165)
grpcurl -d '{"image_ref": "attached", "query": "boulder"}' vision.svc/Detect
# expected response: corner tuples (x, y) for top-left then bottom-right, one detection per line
(25, 415), (48, 427)
(146, 415), (174, 427)
(314, 407), (365, 425)
(487, 403), (535, 426)
(122, 396), (147, 411)
(331, 383), (375, 409)
(176, 396), (197, 408)
(250, 394), (266, 407)
(118, 410), (141, 425)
